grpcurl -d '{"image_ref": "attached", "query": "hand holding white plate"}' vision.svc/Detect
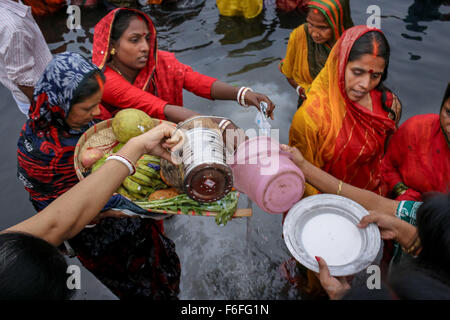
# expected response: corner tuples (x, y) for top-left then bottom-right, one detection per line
(283, 194), (381, 276)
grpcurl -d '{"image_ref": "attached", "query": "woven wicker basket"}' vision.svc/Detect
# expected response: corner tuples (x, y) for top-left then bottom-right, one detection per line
(74, 118), (167, 180)
(73, 119), (251, 218)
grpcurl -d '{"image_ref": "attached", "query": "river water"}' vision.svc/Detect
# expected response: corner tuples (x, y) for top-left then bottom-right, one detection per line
(0, 0), (448, 299)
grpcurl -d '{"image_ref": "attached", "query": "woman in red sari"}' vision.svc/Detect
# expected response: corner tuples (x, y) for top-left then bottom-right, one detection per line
(92, 8), (275, 124)
(381, 83), (450, 201)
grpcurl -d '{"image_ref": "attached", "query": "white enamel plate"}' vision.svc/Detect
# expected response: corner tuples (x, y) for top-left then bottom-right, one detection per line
(283, 194), (381, 276)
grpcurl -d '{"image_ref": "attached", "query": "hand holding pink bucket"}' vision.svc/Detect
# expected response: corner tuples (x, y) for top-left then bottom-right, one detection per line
(230, 136), (305, 214)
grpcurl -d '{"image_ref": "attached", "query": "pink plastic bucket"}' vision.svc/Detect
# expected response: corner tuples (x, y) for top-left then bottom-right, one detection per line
(230, 136), (305, 214)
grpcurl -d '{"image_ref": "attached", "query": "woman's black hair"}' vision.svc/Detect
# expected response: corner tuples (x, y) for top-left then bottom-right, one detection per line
(0, 232), (74, 300)
(389, 263), (450, 300)
(348, 31), (399, 121)
(415, 192), (450, 279)
(71, 70), (105, 107)
(110, 9), (148, 43)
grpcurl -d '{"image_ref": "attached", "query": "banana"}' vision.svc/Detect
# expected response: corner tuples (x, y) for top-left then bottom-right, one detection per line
(136, 163), (160, 179)
(151, 179), (168, 190)
(140, 185), (156, 196)
(116, 186), (137, 201)
(128, 190), (146, 201)
(130, 171), (153, 186)
(122, 177), (146, 195)
(140, 154), (161, 164)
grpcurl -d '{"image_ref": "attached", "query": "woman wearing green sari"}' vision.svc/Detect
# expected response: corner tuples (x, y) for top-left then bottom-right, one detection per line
(279, 0), (353, 107)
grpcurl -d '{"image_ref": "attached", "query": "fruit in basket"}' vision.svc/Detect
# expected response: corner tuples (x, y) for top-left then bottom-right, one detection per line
(112, 143), (125, 153)
(136, 161), (160, 179)
(81, 147), (105, 169)
(148, 188), (180, 201)
(130, 171), (154, 186)
(122, 177), (146, 195)
(91, 154), (108, 172)
(112, 109), (155, 143)
(116, 186), (137, 201)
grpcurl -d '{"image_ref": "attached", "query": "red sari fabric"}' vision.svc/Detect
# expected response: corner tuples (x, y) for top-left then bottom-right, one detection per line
(324, 88), (393, 195)
(381, 114), (450, 201)
(92, 8), (217, 120)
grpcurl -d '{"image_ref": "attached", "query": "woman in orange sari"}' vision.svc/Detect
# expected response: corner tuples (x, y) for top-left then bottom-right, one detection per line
(287, 26), (401, 297)
(289, 25), (402, 199)
(381, 83), (450, 201)
(279, 0), (353, 106)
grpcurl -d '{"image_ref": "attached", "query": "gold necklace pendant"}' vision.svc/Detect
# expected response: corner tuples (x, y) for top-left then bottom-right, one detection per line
(110, 64), (123, 76)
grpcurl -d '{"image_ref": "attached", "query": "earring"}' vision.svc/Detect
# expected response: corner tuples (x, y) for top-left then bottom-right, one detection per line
(110, 48), (116, 55)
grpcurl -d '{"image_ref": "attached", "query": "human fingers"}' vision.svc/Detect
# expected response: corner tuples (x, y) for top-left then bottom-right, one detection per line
(257, 94), (275, 120)
(156, 147), (174, 163)
(245, 92), (275, 120)
(280, 144), (304, 166)
(164, 128), (185, 151)
(259, 95), (275, 120)
(357, 214), (381, 228)
(316, 256), (332, 282)
(136, 123), (177, 155)
(358, 212), (398, 240)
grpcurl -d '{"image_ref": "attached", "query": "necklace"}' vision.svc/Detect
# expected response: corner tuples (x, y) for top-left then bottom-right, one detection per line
(109, 64), (123, 77)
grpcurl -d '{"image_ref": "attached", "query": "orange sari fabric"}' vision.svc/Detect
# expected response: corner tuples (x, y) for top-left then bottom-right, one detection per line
(289, 25), (396, 196)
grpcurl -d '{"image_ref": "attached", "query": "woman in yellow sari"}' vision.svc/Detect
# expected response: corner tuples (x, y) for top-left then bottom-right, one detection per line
(289, 25), (402, 200)
(280, 0), (353, 107)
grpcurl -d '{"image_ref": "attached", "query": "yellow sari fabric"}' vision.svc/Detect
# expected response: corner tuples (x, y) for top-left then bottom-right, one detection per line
(281, 0), (353, 95)
(216, 0), (263, 19)
(281, 24), (314, 92)
(289, 40), (345, 196)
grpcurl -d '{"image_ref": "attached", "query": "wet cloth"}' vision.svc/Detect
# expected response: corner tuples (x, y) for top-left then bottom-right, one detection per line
(0, 0), (53, 114)
(289, 26), (396, 197)
(280, 0), (353, 95)
(92, 8), (217, 120)
(381, 84), (450, 201)
(216, 0), (263, 19)
(17, 52), (181, 299)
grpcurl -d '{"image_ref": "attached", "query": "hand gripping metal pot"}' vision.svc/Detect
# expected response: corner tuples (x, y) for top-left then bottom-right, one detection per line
(160, 116), (234, 203)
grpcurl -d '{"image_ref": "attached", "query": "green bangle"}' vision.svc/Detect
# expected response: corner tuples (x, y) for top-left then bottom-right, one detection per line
(393, 182), (408, 197)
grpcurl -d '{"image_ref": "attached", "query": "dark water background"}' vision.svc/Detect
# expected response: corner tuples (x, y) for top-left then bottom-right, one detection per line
(0, 0), (449, 299)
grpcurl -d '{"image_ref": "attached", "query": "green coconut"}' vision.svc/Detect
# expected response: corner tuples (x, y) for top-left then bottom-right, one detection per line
(112, 109), (154, 143)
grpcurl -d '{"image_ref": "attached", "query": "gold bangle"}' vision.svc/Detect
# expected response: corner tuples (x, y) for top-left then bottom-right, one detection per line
(337, 180), (343, 195)
(402, 234), (422, 256)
